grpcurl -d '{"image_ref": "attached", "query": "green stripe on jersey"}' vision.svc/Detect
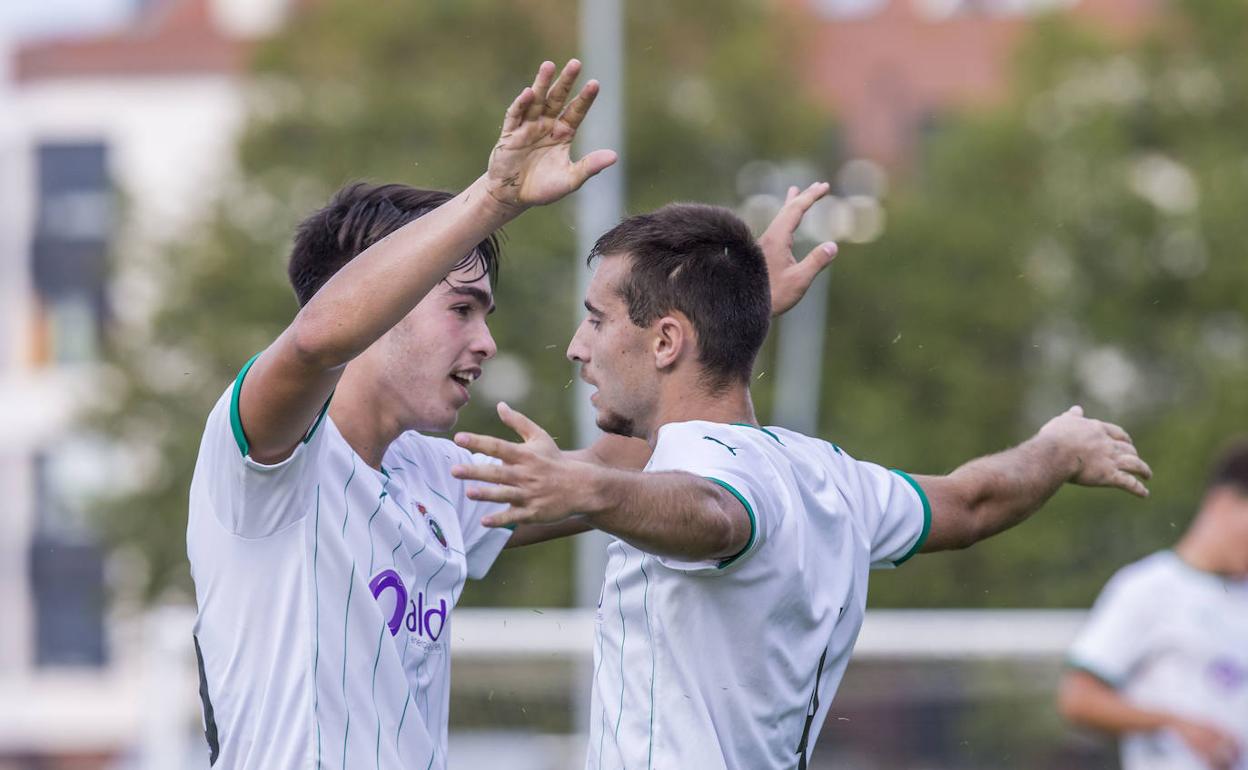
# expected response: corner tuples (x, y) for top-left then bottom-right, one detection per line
(731, 422), (784, 445)
(705, 477), (757, 569)
(229, 352), (264, 456)
(229, 350), (333, 458)
(890, 469), (931, 565)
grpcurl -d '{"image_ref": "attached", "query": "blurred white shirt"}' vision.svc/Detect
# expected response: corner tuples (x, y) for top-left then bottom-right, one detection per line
(1069, 550), (1248, 770)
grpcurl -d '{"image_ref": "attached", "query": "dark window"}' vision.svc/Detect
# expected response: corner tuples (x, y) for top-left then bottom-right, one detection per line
(29, 453), (108, 667)
(31, 142), (113, 364)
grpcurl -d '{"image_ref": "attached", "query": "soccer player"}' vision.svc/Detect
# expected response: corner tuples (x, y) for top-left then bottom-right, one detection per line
(1059, 441), (1248, 770)
(186, 60), (618, 769)
(451, 203), (1154, 769)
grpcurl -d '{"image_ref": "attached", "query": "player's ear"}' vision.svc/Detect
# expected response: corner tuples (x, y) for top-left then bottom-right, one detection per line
(652, 313), (690, 370)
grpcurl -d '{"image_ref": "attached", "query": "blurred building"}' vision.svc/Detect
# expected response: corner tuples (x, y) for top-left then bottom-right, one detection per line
(0, 0), (1158, 767)
(0, 1), (289, 766)
(794, 0), (1155, 165)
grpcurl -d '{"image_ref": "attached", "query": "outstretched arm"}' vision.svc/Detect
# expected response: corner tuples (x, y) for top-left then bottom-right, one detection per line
(238, 60), (616, 463)
(1058, 670), (1241, 770)
(914, 407), (1151, 553)
(452, 404), (749, 560)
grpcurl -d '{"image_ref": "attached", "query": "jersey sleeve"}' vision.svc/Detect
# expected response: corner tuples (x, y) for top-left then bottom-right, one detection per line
(845, 460), (931, 569)
(1067, 566), (1156, 687)
(198, 353), (332, 539)
(644, 423), (778, 575)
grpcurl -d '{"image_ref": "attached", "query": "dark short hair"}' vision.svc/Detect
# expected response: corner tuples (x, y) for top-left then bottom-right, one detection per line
(288, 182), (501, 307)
(1207, 438), (1248, 496)
(589, 203), (770, 390)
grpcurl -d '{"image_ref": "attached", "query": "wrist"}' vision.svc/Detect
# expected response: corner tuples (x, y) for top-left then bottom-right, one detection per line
(467, 174), (526, 224)
(1031, 431), (1081, 482)
(574, 462), (616, 519)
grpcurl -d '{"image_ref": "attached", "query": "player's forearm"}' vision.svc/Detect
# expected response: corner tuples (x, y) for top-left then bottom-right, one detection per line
(922, 434), (1077, 551)
(1058, 672), (1173, 735)
(291, 175), (515, 368)
(505, 519), (593, 548)
(578, 468), (746, 561)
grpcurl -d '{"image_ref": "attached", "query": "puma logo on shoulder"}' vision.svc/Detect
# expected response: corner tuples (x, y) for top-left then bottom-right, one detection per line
(702, 436), (739, 456)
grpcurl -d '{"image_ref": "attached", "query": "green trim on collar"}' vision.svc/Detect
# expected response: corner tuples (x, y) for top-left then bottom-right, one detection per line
(891, 469), (931, 566)
(730, 422), (783, 445)
(706, 476), (757, 569)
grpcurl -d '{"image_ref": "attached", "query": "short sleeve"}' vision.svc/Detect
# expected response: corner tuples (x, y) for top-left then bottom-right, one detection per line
(645, 423), (777, 575)
(198, 354), (331, 539)
(850, 463), (931, 569)
(1067, 567), (1156, 687)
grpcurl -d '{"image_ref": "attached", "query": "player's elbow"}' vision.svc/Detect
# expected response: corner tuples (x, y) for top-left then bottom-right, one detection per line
(703, 487), (752, 562)
(289, 308), (355, 370)
(1056, 671), (1099, 727)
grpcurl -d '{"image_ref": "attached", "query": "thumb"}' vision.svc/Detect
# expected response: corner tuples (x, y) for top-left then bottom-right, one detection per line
(573, 149), (618, 186)
(498, 401), (547, 443)
(798, 242), (838, 279)
(1066, 405), (1084, 417)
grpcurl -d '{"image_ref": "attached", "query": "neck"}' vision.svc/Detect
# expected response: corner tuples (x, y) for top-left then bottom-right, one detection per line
(329, 364), (405, 470)
(646, 381), (756, 447)
(1174, 518), (1231, 576)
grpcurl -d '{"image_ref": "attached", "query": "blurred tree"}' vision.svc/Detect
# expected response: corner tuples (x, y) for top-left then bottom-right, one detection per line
(856, 0), (1248, 606)
(91, 0), (833, 603)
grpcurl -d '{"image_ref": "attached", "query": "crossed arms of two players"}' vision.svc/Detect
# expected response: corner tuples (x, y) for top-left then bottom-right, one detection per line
(238, 58), (1153, 566)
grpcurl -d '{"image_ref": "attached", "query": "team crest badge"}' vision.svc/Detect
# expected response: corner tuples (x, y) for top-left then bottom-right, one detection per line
(427, 516), (449, 549)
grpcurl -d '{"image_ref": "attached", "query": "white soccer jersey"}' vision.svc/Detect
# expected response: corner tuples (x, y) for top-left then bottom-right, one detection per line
(1068, 550), (1248, 770)
(587, 420), (930, 770)
(187, 358), (511, 769)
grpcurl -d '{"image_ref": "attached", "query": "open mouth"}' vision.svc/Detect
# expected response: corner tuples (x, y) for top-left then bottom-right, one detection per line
(450, 368), (481, 391)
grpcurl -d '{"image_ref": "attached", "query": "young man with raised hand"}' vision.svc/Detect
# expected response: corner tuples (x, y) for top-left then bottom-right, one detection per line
(452, 203), (1154, 769)
(186, 60), (618, 769)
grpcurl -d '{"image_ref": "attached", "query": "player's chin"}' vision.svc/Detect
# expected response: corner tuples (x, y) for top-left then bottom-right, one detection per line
(595, 409), (635, 438)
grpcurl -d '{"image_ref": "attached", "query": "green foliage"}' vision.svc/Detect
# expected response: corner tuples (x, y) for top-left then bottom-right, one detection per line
(92, 0), (833, 603)
(859, 1), (1248, 606)
(98, 0), (1246, 610)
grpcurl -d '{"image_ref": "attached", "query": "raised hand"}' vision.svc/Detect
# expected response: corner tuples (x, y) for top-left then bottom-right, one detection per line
(757, 182), (838, 316)
(451, 402), (594, 528)
(485, 60), (618, 212)
(1038, 406), (1153, 497)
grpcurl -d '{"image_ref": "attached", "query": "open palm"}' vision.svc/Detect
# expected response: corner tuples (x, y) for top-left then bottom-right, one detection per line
(486, 60), (617, 210)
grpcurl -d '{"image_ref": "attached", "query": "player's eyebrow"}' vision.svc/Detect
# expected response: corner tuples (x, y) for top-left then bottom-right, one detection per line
(450, 285), (496, 315)
(584, 299), (603, 316)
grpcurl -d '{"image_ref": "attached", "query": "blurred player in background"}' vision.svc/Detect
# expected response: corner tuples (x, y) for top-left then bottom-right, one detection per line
(453, 202), (1154, 770)
(1060, 440), (1248, 770)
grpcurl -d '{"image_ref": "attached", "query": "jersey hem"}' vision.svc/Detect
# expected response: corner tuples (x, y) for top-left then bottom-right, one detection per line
(1064, 657), (1125, 689)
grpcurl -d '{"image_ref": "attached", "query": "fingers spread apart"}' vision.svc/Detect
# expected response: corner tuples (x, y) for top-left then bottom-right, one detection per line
(454, 431), (525, 463)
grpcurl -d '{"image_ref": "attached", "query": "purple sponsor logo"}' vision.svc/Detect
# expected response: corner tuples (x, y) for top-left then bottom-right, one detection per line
(405, 592), (447, 640)
(369, 568), (447, 640)
(1207, 658), (1247, 691)
(369, 569), (408, 636)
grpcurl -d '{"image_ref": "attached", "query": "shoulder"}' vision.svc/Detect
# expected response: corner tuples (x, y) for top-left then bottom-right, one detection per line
(1098, 552), (1176, 607)
(651, 420), (782, 459)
